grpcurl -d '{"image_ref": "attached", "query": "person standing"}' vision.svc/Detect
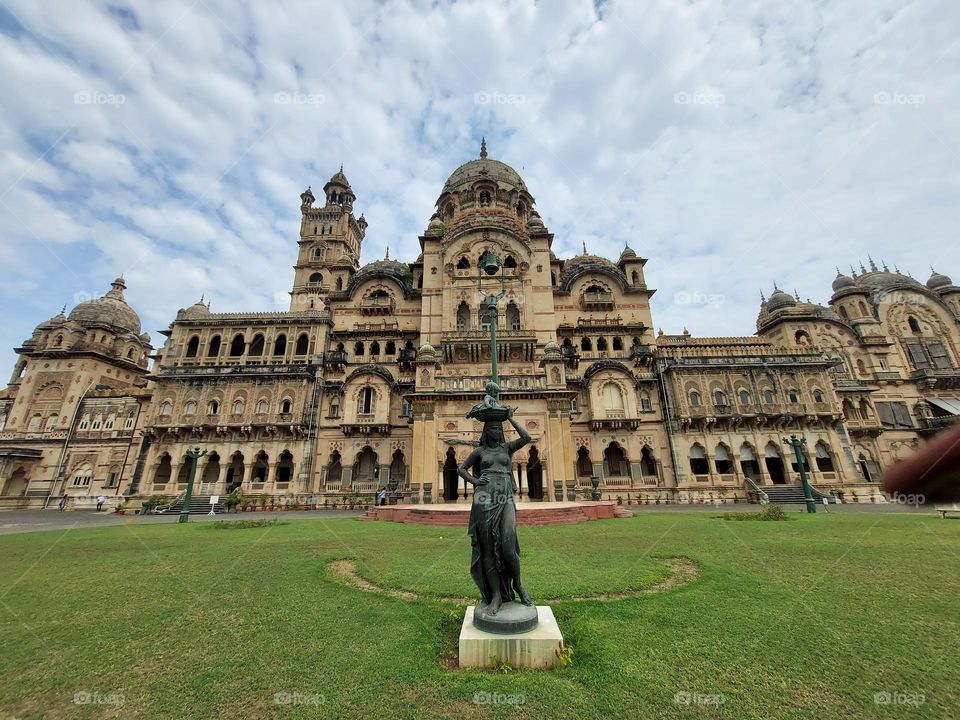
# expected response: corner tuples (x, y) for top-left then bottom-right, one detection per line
(96, 495), (105, 511)
(58, 493), (69, 512)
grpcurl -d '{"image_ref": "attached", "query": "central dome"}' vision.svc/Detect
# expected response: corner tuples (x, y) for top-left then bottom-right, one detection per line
(441, 139), (528, 195)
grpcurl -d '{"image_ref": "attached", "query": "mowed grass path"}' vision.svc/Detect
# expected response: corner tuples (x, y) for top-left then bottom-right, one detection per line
(0, 512), (957, 719)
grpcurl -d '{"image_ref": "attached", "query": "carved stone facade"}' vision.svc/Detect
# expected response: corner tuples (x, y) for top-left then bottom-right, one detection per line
(2, 149), (959, 507)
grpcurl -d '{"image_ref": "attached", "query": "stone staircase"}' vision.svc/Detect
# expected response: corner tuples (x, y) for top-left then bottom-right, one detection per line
(760, 484), (828, 505)
(155, 494), (226, 515)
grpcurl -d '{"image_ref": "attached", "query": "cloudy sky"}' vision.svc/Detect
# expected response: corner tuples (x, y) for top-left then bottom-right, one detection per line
(0, 0), (957, 378)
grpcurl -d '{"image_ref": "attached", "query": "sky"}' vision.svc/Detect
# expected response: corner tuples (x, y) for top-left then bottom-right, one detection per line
(0, 0), (957, 379)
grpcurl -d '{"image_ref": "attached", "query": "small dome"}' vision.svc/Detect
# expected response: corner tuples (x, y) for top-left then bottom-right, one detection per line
(620, 244), (637, 259)
(418, 343), (436, 357)
(526, 212), (545, 230)
(558, 253), (625, 287)
(426, 217), (445, 235)
(68, 277), (141, 335)
(543, 340), (561, 357)
(325, 166), (350, 189)
(765, 288), (797, 311)
(832, 272), (856, 292)
(180, 298), (211, 320)
(37, 307), (67, 330)
(927, 269), (953, 290)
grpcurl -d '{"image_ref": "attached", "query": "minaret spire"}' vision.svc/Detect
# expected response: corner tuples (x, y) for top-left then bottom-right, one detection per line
(480, 137), (487, 159)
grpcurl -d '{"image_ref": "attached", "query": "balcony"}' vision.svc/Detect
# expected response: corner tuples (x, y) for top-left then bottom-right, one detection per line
(359, 296), (395, 315)
(581, 291), (615, 310)
(323, 350), (346, 370)
(909, 367), (960, 388)
(440, 328), (537, 363)
(844, 417), (884, 436)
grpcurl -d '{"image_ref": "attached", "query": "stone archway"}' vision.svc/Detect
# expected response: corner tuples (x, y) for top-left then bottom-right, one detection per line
(2, 468), (27, 496)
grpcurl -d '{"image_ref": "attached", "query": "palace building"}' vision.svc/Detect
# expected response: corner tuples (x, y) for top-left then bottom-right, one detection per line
(2, 143), (959, 508)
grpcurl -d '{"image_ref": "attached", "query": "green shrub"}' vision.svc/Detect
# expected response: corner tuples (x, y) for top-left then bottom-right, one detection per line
(210, 519), (288, 530)
(719, 504), (790, 522)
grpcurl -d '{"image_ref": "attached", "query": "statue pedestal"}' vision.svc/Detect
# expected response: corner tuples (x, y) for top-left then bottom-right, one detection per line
(459, 606), (564, 670)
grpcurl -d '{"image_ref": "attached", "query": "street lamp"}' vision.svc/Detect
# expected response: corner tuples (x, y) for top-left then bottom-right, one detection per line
(782, 435), (816, 514)
(179, 447), (207, 524)
(476, 250), (506, 384)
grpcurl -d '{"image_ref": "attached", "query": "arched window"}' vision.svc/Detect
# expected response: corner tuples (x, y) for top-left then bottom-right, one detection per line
(385, 340), (396, 355)
(72, 464), (93, 487)
(576, 446), (592, 477)
(858, 301), (868, 317)
(813, 389), (824, 403)
(763, 389), (775, 404)
(604, 443), (628, 476)
(232, 398), (245, 415)
(516, 201), (526, 218)
(713, 390), (726, 406)
(689, 445), (709, 475)
(457, 256), (470, 269)
(160, 401), (172, 416)
(44, 414), (58, 431)
(839, 305), (849, 319)
(738, 389), (750, 405)
(551, 272), (557, 285)
(612, 337), (623, 351)
(456, 301), (470, 331)
(207, 335), (221, 357)
(354, 341), (365, 356)
(689, 390), (701, 407)
(597, 337), (608, 352)
(184, 400), (197, 415)
(815, 442), (835, 472)
(280, 398), (292, 414)
(208, 400), (220, 415)
(273, 334), (287, 356)
(251, 451), (269, 484)
(358, 387), (376, 415)
(370, 341), (380, 356)
(54, 334), (63, 346)
(602, 382), (624, 411)
(856, 358), (867, 375)
(631, 270), (639, 285)
(503, 255), (517, 269)
(256, 399), (268, 414)
(185, 336), (200, 357)
(329, 395), (340, 418)
(795, 330), (810, 345)
(295, 333), (309, 355)
(336, 277), (343, 291)
(249, 334), (265, 356)
(640, 393), (652, 411)
(788, 390), (799, 404)
(581, 337), (592, 352)
(715, 444), (732, 474)
(908, 316), (921, 333)
(640, 446), (657, 478)
(506, 303), (520, 331)
(478, 190), (491, 206)
(229, 334), (245, 356)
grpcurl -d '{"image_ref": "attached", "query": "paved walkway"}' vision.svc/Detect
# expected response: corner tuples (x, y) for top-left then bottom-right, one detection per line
(0, 509), (364, 535)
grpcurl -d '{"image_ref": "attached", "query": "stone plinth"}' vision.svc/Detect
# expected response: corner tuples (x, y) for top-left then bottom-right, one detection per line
(459, 606), (563, 670)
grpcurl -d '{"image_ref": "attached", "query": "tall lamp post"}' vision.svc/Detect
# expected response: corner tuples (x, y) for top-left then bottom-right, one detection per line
(782, 435), (816, 514)
(179, 447), (207, 524)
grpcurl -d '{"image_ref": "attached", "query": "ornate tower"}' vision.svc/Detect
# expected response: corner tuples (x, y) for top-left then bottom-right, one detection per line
(290, 167), (368, 311)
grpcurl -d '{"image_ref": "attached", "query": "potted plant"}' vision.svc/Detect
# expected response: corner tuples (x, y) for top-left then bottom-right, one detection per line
(616, 495), (623, 505)
(114, 500), (128, 515)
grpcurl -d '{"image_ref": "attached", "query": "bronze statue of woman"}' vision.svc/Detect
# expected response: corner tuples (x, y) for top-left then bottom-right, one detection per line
(457, 408), (534, 618)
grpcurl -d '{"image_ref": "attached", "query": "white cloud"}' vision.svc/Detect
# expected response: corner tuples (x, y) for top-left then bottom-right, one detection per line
(0, 0), (958, 377)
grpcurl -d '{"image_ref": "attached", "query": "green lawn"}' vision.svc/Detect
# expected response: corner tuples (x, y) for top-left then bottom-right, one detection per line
(0, 512), (957, 719)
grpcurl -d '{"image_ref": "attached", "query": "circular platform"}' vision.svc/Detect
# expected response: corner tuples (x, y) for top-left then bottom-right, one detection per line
(358, 501), (623, 527)
(473, 600), (539, 634)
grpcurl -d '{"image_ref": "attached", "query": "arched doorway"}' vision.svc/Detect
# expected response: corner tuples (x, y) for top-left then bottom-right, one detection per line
(353, 446), (378, 485)
(443, 448), (459, 502)
(153, 453), (172, 487)
(225, 452), (244, 491)
(276, 451), (295, 485)
(604, 442), (629, 477)
(764, 443), (786, 484)
(326, 451), (342, 486)
(251, 451), (269, 484)
(858, 453), (875, 482)
(739, 444), (760, 481)
(201, 452), (220, 487)
(576, 446), (592, 478)
(640, 446), (657, 483)
(2, 468), (27, 496)
(527, 446), (543, 500)
(389, 449), (405, 489)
